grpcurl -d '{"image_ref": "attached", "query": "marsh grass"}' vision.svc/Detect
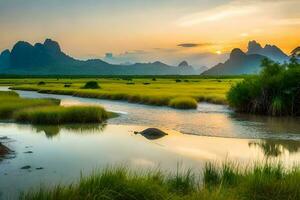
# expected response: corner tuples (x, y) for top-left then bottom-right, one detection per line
(9, 77), (235, 109)
(20, 162), (300, 200)
(14, 106), (108, 124)
(0, 91), (60, 119)
(169, 97), (198, 109)
(0, 91), (109, 124)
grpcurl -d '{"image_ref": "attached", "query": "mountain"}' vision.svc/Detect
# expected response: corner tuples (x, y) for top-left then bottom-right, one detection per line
(202, 48), (266, 75)
(247, 40), (289, 63)
(0, 39), (197, 75)
(291, 47), (300, 57)
(201, 41), (293, 75)
(0, 49), (10, 67)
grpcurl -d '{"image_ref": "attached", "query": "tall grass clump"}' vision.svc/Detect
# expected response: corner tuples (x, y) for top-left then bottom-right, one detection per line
(14, 106), (108, 125)
(20, 162), (300, 200)
(169, 97), (198, 109)
(227, 58), (300, 116)
(82, 81), (100, 89)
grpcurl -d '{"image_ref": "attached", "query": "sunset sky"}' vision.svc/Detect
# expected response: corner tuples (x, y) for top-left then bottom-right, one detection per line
(0, 0), (299, 67)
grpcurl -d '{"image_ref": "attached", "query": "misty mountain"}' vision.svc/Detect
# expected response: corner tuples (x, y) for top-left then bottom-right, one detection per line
(0, 39), (197, 75)
(202, 48), (266, 75)
(247, 40), (289, 63)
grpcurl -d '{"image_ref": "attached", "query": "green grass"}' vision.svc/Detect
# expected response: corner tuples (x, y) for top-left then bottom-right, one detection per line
(20, 162), (300, 200)
(169, 97), (198, 109)
(0, 91), (110, 124)
(14, 106), (108, 124)
(0, 91), (60, 119)
(6, 77), (241, 109)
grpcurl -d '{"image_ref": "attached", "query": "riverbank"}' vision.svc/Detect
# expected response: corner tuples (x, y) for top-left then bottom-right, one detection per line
(20, 162), (300, 200)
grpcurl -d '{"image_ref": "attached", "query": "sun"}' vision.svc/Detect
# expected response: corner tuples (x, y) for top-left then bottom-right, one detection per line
(215, 50), (222, 55)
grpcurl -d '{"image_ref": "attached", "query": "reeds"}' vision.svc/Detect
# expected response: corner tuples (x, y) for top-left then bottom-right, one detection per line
(20, 162), (300, 200)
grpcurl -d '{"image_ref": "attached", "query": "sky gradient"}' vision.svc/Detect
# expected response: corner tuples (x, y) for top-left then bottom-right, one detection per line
(0, 0), (299, 67)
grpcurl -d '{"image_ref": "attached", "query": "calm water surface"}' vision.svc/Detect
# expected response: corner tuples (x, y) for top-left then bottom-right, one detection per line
(1, 87), (300, 199)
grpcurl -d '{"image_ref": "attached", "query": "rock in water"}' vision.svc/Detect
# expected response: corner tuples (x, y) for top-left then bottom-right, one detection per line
(0, 142), (11, 158)
(137, 128), (168, 140)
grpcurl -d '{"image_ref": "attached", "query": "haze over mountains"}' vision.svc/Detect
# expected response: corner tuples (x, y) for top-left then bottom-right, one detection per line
(202, 41), (293, 75)
(0, 39), (197, 75)
(0, 39), (297, 76)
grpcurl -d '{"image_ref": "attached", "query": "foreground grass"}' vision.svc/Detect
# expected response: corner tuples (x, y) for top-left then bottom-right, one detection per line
(7, 77), (241, 109)
(20, 162), (300, 200)
(0, 91), (109, 124)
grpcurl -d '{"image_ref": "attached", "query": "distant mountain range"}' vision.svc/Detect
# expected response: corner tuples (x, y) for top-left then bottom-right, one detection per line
(202, 41), (293, 75)
(0, 39), (197, 75)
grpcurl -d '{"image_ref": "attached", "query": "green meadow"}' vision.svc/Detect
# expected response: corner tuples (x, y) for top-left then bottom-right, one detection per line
(3, 76), (243, 109)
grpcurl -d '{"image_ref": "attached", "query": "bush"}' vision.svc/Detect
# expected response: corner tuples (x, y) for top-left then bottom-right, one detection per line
(227, 58), (300, 116)
(37, 81), (46, 85)
(82, 81), (100, 89)
(169, 97), (198, 109)
(14, 106), (108, 124)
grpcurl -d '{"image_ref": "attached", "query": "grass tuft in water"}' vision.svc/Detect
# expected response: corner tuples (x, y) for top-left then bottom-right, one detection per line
(14, 106), (108, 124)
(169, 97), (198, 109)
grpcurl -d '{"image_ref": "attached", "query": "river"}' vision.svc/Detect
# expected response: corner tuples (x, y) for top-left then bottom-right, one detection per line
(1, 87), (300, 199)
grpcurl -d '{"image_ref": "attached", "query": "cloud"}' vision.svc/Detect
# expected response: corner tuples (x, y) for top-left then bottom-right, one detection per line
(177, 0), (300, 27)
(177, 43), (213, 48)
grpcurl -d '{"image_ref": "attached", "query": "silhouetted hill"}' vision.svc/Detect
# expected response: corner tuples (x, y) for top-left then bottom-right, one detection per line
(202, 48), (266, 75)
(247, 40), (289, 63)
(292, 47), (300, 57)
(0, 39), (197, 75)
(201, 41), (294, 75)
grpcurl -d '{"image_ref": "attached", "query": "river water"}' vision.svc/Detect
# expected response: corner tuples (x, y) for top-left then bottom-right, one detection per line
(1, 87), (300, 199)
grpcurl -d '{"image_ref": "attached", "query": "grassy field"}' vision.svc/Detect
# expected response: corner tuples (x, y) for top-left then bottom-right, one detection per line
(0, 91), (109, 124)
(3, 77), (242, 109)
(20, 162), (300, 200)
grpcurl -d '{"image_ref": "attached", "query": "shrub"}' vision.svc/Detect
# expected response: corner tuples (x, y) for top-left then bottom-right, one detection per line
(169, 97), (198, 109)
(175, 79), (182, 83)
(82, 81), (100, 89)
(227, 58), (300, 116)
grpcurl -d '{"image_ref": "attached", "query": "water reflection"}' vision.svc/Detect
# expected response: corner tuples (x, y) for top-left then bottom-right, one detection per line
(28, 123), (107, 138)
(232, 113), (300, 135)
(249, 139), (300, 157)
